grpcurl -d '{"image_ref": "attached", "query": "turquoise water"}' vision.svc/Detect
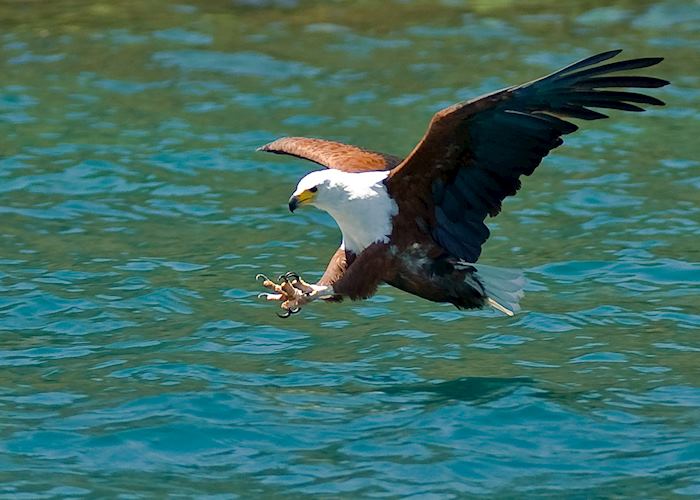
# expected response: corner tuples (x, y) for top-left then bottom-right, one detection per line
(1, 0), (699, 497)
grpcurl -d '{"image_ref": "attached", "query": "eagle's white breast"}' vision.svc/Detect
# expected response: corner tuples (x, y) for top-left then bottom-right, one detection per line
(300, 170), (398, 254)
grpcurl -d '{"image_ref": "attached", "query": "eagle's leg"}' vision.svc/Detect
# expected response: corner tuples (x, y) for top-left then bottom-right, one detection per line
(256, 273), (332, 317)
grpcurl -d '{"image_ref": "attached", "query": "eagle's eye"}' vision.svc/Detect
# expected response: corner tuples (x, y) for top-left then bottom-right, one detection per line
(309, 186), (318, 193)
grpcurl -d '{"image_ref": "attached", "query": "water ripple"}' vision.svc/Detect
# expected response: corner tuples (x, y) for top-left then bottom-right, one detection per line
(152, 50), (320, 79)
(0, 0), (698, 497)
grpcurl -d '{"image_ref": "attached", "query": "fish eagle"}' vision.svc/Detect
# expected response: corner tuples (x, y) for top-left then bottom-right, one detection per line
(256, 50), (668, 317)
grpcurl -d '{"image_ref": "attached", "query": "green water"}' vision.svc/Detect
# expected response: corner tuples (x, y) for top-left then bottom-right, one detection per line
(0, 0), (698, 497)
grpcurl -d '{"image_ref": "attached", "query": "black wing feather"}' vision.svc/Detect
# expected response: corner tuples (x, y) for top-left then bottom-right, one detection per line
(576, 76), (669, 89)
(427, 50), (668, 262)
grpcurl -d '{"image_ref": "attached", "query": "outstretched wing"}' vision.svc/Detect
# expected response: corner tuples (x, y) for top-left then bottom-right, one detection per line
(387, 49), (669, 262)
(258, 137), (402, 172)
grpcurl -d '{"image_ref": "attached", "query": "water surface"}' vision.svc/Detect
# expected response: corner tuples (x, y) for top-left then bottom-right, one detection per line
(0, 0), (698, 497)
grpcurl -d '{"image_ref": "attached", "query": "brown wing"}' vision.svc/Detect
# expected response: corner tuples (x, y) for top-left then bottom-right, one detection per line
(387, 49), (668, 262)
(258, 137), (401, 172)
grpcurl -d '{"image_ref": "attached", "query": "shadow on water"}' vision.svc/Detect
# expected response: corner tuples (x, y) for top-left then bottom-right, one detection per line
(381, 376), (537, 405)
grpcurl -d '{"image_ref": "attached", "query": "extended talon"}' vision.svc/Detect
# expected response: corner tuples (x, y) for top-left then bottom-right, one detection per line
(276, 302), (302, 319)
(291, 277), (315, 294)
(278, 271), (300, 284)
(257, 271), (315, 318)
(256, 274), (290, 295)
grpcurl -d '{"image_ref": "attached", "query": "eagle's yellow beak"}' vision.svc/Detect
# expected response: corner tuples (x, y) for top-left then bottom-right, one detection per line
(288, 189), (315, 212)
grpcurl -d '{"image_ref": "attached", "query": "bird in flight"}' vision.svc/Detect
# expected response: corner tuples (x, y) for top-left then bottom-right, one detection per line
(256, 49), (668, 318)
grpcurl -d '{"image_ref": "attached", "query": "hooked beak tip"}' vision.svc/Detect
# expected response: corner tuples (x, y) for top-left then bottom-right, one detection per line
(288, 196), (299, 213)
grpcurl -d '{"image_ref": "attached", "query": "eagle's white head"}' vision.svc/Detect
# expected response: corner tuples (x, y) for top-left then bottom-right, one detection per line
(288, 169), (397, 253)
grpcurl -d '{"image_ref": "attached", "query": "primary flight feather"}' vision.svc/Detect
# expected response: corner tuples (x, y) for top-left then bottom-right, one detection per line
(256, 50), (669, 317)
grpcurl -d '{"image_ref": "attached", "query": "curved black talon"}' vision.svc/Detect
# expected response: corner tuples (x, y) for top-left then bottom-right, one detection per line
(278, 271), (300, 283)
(289, 306), (301, 315)
(277, 309), (292, 318)
(256, 273), (270, 282)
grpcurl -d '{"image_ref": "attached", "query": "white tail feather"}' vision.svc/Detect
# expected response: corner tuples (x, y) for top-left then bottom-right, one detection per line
(473, 263), (525, 316)
(487, 297), (514, 316)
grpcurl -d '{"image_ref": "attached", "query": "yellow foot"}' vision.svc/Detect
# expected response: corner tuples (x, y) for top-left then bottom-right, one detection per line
(256, 272), (315, 317)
